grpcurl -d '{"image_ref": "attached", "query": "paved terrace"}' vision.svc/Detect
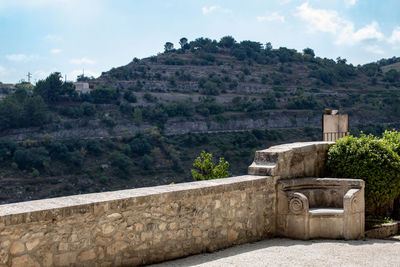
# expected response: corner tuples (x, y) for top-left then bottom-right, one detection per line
(153, 237), (400, 267)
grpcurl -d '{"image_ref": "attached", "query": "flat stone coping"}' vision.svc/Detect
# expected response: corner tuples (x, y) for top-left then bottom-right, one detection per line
(257, 141), (334, 153)
(0, 175), (270, 217)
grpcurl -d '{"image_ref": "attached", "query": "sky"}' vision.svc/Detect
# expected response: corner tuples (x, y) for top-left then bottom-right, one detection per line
(0, 0), (399, 84)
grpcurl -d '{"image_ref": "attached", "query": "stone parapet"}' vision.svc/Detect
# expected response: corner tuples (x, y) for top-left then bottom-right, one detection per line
(0, 175), (276, 266)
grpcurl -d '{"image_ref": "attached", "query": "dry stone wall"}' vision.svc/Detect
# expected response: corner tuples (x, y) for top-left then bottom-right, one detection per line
(0, 175), (276, 267)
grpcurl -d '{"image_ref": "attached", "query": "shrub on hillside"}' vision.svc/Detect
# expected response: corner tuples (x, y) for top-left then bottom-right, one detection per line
(327, 134), (400, 212)
(13, 147), (50, 170)
(90, 87), (119, 104)
(123, 91), (137, 103)
(0, 139), (17, 161)
(109, 151), (132, 179)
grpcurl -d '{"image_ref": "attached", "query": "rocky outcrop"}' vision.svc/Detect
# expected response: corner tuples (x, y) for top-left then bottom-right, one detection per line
(3, 111), (321, 141)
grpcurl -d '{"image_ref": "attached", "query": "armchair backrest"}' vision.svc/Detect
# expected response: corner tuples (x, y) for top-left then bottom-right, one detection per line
(278, 178), (364, 209)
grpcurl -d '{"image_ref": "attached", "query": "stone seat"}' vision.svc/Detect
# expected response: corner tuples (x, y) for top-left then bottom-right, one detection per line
(277, 177), (365, 240)
(309, 208), (344, 216)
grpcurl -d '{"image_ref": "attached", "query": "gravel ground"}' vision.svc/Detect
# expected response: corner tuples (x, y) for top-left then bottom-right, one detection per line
(151, 237), (400, 267)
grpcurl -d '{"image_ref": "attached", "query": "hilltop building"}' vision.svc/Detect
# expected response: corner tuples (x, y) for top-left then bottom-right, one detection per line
(73, 82), (91, 94)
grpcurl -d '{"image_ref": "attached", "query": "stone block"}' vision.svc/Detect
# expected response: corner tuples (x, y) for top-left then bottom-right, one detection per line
(106, 241), (128, 256)
(11, 255), (40, 267)
(248, 142), (333, 178)
(53, 252), (77, 267)
(26, 238), (40, 251)
(10, 241), (25, 255)
(78, 249), (96, 262)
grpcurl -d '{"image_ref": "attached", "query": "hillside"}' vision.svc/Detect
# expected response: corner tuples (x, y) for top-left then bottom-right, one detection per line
(0, 36), (399, 203)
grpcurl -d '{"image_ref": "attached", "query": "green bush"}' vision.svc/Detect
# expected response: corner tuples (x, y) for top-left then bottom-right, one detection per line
(13, 147), (50, 170)
(327, 134), (400, 209)
(0, 138), (17, 161)
(123, 91), (137, 103)
(80, 102), (96, 116)
(130, 133), (153, 156)
(382, 130), (400, 154)
(191, 151), (229, 180)
(143, 92), (157, 102)
(110, 152), (132, 179)
(90, 87), (119, 104)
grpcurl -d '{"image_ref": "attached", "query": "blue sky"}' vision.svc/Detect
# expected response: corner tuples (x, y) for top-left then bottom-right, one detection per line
(0, 0), (399, 83)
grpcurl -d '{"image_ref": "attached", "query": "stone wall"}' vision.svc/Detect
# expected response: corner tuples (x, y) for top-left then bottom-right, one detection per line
(0, 175), (276, 267)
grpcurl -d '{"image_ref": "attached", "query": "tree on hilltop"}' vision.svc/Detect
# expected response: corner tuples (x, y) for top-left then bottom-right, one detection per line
(219, 36), (236, 48)
(164, 42), (174, 52)
(34, 72), (76, 103)
(303, 48), (315, 58)
(179, 37), (189, 49)
(265, 42), (273, 51)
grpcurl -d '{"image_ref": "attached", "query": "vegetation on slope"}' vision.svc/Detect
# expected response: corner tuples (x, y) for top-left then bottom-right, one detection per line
(1, 36), (400, 203)
(0, 127), (320, 204)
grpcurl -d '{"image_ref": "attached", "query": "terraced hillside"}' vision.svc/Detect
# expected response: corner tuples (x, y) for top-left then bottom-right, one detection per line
(0, 36), (399, 203)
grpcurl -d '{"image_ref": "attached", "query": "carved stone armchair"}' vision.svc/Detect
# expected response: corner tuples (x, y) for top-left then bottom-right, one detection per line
(277, 178), (364, 240)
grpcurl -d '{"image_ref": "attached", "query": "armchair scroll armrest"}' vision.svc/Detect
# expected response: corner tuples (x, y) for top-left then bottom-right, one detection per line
(344, 188), (364, 213)
(286, 191), (309, 215)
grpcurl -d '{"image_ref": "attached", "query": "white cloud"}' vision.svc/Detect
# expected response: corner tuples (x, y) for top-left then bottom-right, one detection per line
(364, 45), (384, 55)
(5, 54), (38, 62)
(50, 49), (62, 54)
(202, 6), (217, 15)
(6, 54), (27, 62)
(257, 12), (285, 23)
(296, 3), (384, 45)
(69, 57), (95, 65)
(353, 22), (384, 42)
(345, 0), (357, 7)
(202, 5), (232, 15)
(388, 27), (400, 44)
(296, 3), (345, 34)
(44, 34), (62, 42)
(0, 65), (6, 74)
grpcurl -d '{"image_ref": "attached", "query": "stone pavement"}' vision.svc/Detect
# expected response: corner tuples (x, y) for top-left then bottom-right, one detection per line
(151, 238), (400, 267)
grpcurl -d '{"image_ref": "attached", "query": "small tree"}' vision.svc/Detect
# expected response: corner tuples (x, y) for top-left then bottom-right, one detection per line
(191, 151), (229, 180)
(219, 36), (236, 48)
(303, 47), (315, 58)
(34, 72), (76, 103)
(265, 42), (273, 51)
(133, 107), (142, 125)
(164, 42), (174, 52)
(179, 37), (189, 49)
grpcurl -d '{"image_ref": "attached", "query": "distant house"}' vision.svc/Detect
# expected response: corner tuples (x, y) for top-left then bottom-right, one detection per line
(0, 83), (16, 93)
(73, 82), (90, 94)
(0, 83), (16, 100)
